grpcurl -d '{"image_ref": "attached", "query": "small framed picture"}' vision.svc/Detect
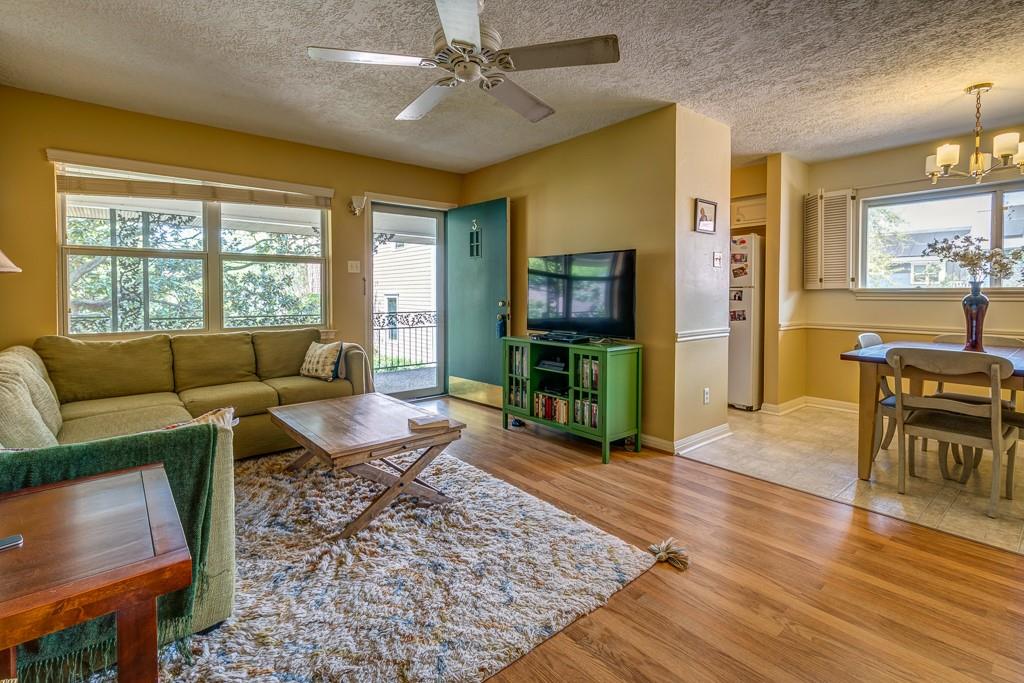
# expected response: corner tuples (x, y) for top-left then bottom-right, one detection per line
(694, 198), (717, 234)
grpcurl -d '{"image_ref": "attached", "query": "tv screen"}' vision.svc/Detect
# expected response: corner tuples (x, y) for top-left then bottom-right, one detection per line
(527, 249), (636, 339)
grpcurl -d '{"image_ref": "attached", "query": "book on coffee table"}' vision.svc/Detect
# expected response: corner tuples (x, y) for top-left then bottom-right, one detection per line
(408, 414), (452, 431)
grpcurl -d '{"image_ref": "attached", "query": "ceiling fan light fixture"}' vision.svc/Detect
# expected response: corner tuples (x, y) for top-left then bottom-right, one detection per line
(306, 0), (618, 123)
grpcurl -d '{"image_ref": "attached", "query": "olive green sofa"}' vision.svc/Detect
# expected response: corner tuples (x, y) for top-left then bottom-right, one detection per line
(28, 328), (368, 459)
(0, 328), (367, 636)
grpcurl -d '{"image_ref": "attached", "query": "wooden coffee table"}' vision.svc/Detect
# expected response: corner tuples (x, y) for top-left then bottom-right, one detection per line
(268, 392), (465, 539)
(0, 464), (192, 682)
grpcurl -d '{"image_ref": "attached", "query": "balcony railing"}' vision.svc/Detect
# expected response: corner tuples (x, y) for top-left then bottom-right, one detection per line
(373, 310), (437, 373)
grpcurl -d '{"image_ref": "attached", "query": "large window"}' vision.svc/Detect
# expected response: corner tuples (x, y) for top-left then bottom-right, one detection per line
(62, 194), (327, 335)
(861, 183), (1024, 289)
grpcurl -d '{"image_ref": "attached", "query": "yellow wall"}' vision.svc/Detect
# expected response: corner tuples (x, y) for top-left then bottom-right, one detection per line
(673, 107), (732, 440)
(762, 153), (809, 407)
(0, 85), (462, 350)
(460, 105), (732, 443)
(460, 107), (679, 441)
(799, 123), (1024, 404)
(731, 162), (767, 198)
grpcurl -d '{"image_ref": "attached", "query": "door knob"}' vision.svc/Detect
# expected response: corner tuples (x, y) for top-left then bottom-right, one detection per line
(497, 299), (508, 307)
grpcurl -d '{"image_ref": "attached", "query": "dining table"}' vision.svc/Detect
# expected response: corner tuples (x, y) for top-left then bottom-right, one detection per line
(839, 341), (1024, 481)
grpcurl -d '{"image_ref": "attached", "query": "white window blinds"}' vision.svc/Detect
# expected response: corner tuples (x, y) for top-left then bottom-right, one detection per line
(48, 149), (333, 210)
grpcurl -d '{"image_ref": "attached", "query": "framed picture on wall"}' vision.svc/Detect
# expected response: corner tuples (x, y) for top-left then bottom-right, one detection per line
(694, 198), (717, 234)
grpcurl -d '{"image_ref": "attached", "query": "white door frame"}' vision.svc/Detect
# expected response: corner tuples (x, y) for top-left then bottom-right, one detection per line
(363, 193), (456, 399)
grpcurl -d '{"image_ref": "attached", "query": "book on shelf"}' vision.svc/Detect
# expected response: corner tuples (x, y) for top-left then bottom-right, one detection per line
(581, 358), (591, 389)
(591, 360), (599, 390)
(534, 392), (569, 425)
(511, 345), (528, 377)
(572, 397), (600, 429)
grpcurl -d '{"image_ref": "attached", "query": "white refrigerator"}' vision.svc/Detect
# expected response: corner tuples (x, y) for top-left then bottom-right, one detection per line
(728, 234), (764, 410)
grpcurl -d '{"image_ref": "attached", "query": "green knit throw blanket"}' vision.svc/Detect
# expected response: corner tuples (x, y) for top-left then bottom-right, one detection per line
(0, 424), (218, 682)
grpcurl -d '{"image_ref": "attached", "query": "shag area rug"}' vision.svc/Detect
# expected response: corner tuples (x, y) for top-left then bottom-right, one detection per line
(99, 450), (653, 681)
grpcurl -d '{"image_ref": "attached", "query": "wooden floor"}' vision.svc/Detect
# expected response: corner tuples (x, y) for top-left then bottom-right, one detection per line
(418, 397), (1024, 683)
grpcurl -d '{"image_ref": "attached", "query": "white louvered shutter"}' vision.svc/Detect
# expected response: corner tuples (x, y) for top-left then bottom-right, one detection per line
(803, 193), (821, 289)
(803, 189), (852, 290)
(820, 190), (852, 288)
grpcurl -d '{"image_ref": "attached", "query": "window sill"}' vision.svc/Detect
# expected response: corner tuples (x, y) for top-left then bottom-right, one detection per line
(66, 325), (333, 341)
(852, 288), (1024, 302)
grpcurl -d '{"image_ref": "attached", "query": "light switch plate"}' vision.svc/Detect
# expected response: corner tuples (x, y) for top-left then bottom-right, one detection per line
(347, 260), (361, 273)
(712, 252), (723, 269)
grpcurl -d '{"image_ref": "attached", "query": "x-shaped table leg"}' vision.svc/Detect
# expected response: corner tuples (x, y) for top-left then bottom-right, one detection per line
(341, 443), (451, 539)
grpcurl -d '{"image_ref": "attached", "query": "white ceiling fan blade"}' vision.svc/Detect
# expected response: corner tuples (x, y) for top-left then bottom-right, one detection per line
(307, 46), (426, 67)
(434, 0), (481, 48)
(502, 35), (620, 71)
(396, 83), (456, 120)
(486, 78), (554, 123)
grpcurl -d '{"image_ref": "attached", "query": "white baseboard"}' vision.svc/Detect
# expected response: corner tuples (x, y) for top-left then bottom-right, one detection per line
(640, 434), (675, 453)
(643, 423), (733, 455)
(760, 397), (807, 415)
(804, 396), (859, 414)
(761, 395), (858, 416)
(674, 423), (732, 455)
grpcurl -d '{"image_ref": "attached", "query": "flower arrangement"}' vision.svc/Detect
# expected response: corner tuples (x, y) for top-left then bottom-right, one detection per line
(922, 235), (1022, 284)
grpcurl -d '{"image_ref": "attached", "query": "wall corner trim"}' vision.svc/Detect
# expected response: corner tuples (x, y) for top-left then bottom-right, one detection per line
(676, 327), (730, 342)
(641, 434), (676, 453)
(760, 397), (807, 415)
(762, 396), (858, 415)
(673, 423), (733, 455)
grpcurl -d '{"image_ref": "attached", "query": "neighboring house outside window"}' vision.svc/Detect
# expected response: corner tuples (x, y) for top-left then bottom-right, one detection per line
(860, 184), (1024, 289)
(371, 235), (437, 369)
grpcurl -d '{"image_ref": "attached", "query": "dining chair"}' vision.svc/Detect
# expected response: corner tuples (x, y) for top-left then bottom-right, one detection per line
(886, 347), (1017, 517)
(855, 333), (898, 458)
(931, 334), (1024, 407)
(931, 334), (1023, 467)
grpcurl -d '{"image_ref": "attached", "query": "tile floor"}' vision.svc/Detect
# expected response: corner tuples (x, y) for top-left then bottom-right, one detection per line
(683, 406), (1024, 553)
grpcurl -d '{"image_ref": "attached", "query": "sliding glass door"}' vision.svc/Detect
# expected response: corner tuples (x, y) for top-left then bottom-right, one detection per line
(369, 204), (445, 399)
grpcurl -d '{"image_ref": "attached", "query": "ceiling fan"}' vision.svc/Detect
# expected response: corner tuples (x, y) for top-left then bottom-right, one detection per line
(307, 0), (620, 123)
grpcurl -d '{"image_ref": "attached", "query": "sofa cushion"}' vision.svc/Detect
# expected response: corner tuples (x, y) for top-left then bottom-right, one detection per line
(172, 332), (257, 391)
(0, 349), (62, 436)
(0, 345), (58, 399)
(252, 328), (321, 380)
(0, 377), (59, 449)
(57, 405), (193, 445)
(264, 375), (354, 405)
(178, 381), (278, 418)
(60, 392), (185, 421)
(34, 334), (174, 402)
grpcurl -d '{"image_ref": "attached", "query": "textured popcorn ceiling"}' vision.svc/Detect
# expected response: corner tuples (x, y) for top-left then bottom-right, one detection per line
(2, 1), (1023, 173)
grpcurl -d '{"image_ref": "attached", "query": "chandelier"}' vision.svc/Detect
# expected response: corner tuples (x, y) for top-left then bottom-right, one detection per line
(926, 83), (1024, 184)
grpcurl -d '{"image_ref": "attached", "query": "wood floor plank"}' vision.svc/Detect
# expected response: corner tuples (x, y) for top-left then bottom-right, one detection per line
(420, 398), (1024, 682)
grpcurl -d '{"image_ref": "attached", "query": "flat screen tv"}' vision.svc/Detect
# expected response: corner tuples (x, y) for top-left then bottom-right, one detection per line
(527, 249), (636, 339)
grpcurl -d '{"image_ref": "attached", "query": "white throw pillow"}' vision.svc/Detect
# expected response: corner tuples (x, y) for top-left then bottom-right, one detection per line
(301, 341), (342, 382)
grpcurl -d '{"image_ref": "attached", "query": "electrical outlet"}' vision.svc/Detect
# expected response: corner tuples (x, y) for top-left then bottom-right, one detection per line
(703, 387), (711, 404)
(347, 260), (361, 274)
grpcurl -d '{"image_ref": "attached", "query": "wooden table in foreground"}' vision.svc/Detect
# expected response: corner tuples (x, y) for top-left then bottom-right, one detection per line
(840, 341), (1024, 481)
(0, 464), (192, 682)
(268, 392), (465, 539)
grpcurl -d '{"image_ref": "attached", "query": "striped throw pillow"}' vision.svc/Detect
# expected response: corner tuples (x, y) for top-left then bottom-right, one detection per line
(300, 341), (342, 382)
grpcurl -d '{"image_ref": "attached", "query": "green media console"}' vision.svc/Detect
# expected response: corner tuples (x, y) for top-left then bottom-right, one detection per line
(501, 336), (643, 463)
